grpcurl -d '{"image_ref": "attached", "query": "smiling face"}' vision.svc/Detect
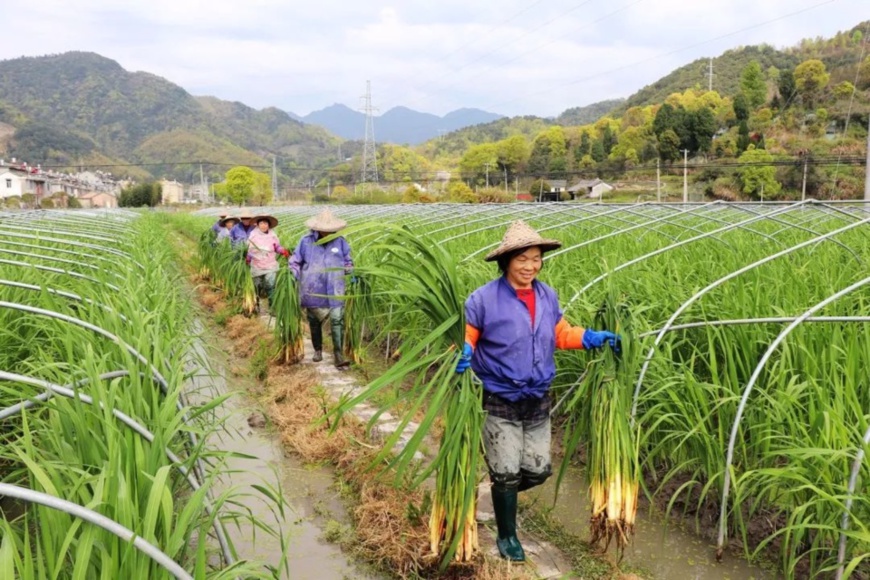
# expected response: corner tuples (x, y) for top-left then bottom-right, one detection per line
(505, 246), (542, 290)
(257, 219), (270, 233)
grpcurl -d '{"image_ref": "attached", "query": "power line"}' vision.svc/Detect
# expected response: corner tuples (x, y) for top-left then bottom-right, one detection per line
(482, 0), (840, 112)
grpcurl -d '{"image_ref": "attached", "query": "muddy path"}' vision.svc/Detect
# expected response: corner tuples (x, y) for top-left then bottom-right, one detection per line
(187, 319), (382, 579)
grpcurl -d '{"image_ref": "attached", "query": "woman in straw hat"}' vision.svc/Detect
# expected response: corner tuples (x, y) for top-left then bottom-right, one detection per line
(289, 209), (353, 369)
(211, 212), (228, 235)
(246, 214), (289, 312)
(230, 210), (256, 249)
(215, 215), (238, 244)
(455, 220), (620, 562)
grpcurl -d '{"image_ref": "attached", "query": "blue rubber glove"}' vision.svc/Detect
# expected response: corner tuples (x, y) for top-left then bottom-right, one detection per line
(582, 329), (621, 353)
(455, 342), (473, 374)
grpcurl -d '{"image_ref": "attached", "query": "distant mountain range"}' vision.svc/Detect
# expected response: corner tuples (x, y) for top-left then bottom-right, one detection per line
(299, 104), (503, 144)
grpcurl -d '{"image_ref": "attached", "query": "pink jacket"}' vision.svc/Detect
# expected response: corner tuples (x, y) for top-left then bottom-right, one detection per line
(247, 230), (285, 274)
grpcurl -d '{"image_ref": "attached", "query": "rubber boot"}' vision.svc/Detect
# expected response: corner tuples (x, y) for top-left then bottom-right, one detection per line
(312, 351), (323, 362)
(491, 486), (525, 561)
(307, 310), (323, 362)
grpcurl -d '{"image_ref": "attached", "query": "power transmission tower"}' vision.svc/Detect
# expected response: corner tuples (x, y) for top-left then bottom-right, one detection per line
(359, 81), (379, 185)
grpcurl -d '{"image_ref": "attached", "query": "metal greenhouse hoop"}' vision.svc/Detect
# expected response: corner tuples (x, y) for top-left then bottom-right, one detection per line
(714, 275), (870, 560)
(0, 370), (235, 567)
(0, 483), (194, 580)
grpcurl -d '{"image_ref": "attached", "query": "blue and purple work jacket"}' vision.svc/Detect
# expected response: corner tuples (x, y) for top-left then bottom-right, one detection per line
(211, 220), (223, 234)
(289, 231), (353, 309)
(465, 277), (577, 402)
(229, 222), (255, 248)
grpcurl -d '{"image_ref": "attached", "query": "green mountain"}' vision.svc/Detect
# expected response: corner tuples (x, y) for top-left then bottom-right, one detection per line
(0, 52), (340, 180)
(554, 98), (625, 126)
(616, 22), (868, 113)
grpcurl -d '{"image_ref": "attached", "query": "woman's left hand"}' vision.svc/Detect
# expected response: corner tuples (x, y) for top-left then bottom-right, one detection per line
(582, 329), (621, 353)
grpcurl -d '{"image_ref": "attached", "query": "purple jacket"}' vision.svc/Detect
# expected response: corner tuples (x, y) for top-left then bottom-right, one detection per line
(465, 277), (563, 401)
(289, 232), (353, 309)
(230, 222), (255, 248)
(211, 220), (223, 234)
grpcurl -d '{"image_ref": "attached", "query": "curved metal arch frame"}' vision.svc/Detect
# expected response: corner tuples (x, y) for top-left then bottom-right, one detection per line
(712, 276), (870, 562)
(0, 238), (140, 276)
(0, 279), (129, 323)
(0, 247), (127, 282)
(2, 222), (128, 246)
(0, 482), (193, 580)
(0, 258), (121, 291)
(0, 370), (235, 567)
(2, 230), (143, 268)
(631, 214), (870, 423)
(563, 202), (816, 310)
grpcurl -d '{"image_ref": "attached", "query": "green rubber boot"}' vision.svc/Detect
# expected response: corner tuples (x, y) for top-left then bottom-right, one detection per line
(491, 486), (525, 562)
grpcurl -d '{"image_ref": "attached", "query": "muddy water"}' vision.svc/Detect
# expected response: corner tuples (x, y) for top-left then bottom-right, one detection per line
(526, 467), (778, 580)
(188, 333), (380, 579)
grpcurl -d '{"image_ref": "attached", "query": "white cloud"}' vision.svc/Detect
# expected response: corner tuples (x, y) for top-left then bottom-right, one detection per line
(0, 0), (865, 117)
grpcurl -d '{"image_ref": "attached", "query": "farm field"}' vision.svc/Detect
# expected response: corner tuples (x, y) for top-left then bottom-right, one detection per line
(3, 201), (870, 579)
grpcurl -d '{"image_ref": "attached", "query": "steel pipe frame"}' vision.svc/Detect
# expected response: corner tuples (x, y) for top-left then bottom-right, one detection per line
(0, 279), (129, 323)
(0, 370), (235, 567)
(0, 247), (127, 282)
(0, 238), (138, 275)
(0, 482), (194, 580)
(2, 230), (142, 266)
(0, 258), (121, 291)
(563, 202), (817, 310)
(2, 222), (127, 246)
(632, 213), (870, 424)
(0, 301), (234, 565)
(714, 276), (870, 563)
(637, 316), (870, 338)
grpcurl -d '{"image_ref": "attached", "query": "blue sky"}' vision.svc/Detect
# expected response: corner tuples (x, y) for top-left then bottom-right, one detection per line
(3, 0), (866, 117)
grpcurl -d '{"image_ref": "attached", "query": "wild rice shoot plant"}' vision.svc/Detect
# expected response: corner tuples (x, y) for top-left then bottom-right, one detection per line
(331, 225), (483, 569)
(271, 266), (305, 364)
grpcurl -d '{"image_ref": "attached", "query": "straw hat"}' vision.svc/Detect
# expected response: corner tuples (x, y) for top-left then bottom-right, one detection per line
(217, 212), (228, 218)
(484, 220), (562, 262)
(305, 209), (346, 233)
(219, 215), (238, 227)
(238, 210), (254, 220)
(253, 214), (278, 229)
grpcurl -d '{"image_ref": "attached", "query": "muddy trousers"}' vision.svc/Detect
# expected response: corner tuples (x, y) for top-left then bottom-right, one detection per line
(482, 392), (552, 562)
(306, 307), (345, 360)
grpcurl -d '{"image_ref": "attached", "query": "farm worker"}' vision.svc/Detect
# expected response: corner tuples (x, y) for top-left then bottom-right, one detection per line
(211, 212), (228, 234)
(455, 220), (620, 562)
(230, 210), (256, 249)
(289, 209), (353, 369)
(216, 216), (238, 244)
(246, 214), (288, 312)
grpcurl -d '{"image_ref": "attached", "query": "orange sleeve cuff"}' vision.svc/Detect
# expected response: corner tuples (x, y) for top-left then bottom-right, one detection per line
(465, 324), (480, 349)
(555, 318), (585, 350)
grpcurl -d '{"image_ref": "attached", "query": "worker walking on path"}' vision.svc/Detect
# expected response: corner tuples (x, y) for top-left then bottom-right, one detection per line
(289, 209), (354, 369)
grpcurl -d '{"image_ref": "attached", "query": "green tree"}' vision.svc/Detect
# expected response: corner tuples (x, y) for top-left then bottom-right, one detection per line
(119, 182), (161, 207)
(732, 93), (750, 122)
(657, 129), (681, 162)
(446, 181), (477, 203)
(857, 56), (870, 91)
(527, 134), (551, 176)
(459, 142), (498, 185)
(833, 81), (855, 100)
(496, 135), (529, 176)
(794, 59), (830, 107)
(737, 120), (751, 153)
(225, 166), (256, 206)
(601, 124), (616, 155)
(740, 60), (767, 108)
(737, 147), (780, 199)
(777, 69), (797, 106)
(590, 140), (606, 163)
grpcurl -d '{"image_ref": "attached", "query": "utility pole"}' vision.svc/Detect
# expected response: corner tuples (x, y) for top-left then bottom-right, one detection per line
(504, 167), (508, 192)
(708, 57), (714, 92)
(359, 81), (379, 187)
(199, 164), (206, 203)
(682, 149), (689, 203)
(865, 114), (870, 201)
(271, 156), (278, 202)
(484, 162), (491, 188)
(656, 158), (661, 203)
(801, 155), (809, 201)
(760, 182), (764, 203)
